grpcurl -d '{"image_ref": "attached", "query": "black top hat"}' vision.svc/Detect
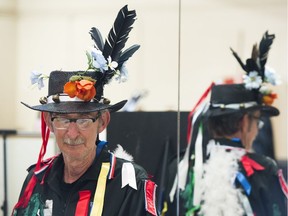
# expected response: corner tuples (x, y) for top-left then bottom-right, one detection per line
(205, 31), (280, 117)
(205, 83), (279, 117)
(22, 5), (139, 114)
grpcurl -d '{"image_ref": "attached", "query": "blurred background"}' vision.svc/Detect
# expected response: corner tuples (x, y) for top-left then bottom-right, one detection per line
(0, 0), (286, 215)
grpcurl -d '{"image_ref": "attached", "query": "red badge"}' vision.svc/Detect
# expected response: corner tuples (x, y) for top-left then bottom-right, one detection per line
(278, 169), (288, 198)
(144, 180), (158, 216)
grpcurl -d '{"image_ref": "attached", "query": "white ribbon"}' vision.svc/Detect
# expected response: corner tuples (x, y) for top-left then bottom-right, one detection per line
(121, 162), (137, 190)
(211, 101), (257, 109)
(192, 127), (203, 206)
(169, 143), (191, 202)
(169, 102), (208, 202)
(237, 191), (254, 216)
(47, 94), (93, 103)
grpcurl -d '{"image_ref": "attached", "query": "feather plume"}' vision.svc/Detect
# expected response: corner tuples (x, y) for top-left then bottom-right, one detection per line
(230, 31), (275, 79)
(102, 5), (137, 60)
(118, 44), (140, 68)
(230, 47), (247, 72)
(91, 5), (139, 99)
(113, 144), (134, 161)
(251, 43), (259, 62)
(199, 145), (245, 216)
(89, 27), (104, 51)
(259, 31), (275, 73)
(245, 52), (259, 75)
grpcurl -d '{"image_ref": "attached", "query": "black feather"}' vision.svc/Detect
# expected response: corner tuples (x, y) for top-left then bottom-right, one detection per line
(259, 31), (275, 73)
(230, 47), (247, 72)
(118, 44), (140, 68)
(92, 5), (139, 100)
(102, 5), (137, 60)
(230, 31), (275, 88)
(89, 27), (104, 51)
(251, 44), (259, 62)
(245, 59), (259, 74)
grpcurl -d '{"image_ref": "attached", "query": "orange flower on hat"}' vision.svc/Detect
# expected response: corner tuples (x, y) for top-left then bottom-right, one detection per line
(64, 79), (96, 101)
(262, 93), (277, 106)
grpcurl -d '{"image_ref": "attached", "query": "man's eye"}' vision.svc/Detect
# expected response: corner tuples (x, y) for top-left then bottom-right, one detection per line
(77, 119), (89, 124)
(57, 118), (69, 123)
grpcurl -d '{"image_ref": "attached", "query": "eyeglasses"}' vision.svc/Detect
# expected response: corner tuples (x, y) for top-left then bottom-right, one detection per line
(249, 115), (264, 129)
(51, 113), (101, 130)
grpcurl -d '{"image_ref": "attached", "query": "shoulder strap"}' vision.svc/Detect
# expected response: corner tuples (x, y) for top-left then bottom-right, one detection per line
(96, 140), (108, 157)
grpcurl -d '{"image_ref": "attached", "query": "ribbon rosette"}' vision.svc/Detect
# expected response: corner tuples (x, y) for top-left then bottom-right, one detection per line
(64, 79), (96, 101)
(241, 155), (265, 177)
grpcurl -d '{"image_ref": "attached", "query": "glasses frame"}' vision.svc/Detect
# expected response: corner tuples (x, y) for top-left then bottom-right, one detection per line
(51, 113), (101, 130)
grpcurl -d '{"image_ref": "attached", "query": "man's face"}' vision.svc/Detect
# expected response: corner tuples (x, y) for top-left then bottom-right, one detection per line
(49, 111), (108, 161)
(242, 110), (261, 150)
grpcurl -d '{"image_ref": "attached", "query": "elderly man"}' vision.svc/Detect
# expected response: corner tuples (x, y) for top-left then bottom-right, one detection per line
(12, 5), (158, 216)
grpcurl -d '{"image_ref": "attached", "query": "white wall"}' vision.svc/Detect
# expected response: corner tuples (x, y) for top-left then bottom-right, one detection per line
(0, 0), (287, 215)
(0, 0), (17, 130)
(0, 134), (56, 215)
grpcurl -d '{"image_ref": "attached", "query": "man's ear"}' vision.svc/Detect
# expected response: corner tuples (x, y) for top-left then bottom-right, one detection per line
(98, 111), (110, 133)
(43, 112), (54, 132)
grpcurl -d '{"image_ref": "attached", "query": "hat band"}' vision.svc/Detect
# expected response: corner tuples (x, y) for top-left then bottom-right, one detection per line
(47, 94), (93, 103)
(211, 101), (258, 109)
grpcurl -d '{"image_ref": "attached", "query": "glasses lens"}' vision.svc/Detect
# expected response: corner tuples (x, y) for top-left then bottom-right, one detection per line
(52, 115), (99, 130)
(52, 117), (70, 130)
(76, 119), (93, 130)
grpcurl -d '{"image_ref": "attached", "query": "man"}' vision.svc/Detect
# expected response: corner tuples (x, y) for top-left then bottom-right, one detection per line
(12, 5), (158, 216)
(177, 31), (287, 216)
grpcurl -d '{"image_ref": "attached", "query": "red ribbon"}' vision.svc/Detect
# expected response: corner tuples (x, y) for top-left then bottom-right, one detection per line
(36, 112), (50, 170)
(12, 112), (51, 213)
(241, 155), (265, 177)
(186, 82), (214, 144)
(13, 175), (38, 210)
(75, 191), (91, 216)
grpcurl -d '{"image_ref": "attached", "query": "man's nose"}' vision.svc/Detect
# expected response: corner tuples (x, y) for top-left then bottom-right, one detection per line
(66, 122), (80, 138)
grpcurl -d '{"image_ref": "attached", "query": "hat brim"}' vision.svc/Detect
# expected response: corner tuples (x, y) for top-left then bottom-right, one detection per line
(204, 104), (279, 117)
(21, 100), (127, 114)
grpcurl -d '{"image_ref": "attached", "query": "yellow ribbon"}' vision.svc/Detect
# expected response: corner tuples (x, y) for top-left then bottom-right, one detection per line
(90, 162), (110, 216)
(161, 201), (168, 216)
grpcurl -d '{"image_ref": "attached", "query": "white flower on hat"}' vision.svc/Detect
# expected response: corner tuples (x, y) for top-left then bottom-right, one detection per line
(264, 66), (281, 86)
(91, 49), (108, 72)
(30, 70), (49, 90)
(243, 71), (262, 90)
(259, 85), (271, 95)
(107, 56), (118, 71)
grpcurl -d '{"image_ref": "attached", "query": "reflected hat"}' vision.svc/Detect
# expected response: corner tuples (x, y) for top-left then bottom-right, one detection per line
(206, 83), (279, 117)
(205, 31), (280, 117)
(22, 5), (140, 114)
